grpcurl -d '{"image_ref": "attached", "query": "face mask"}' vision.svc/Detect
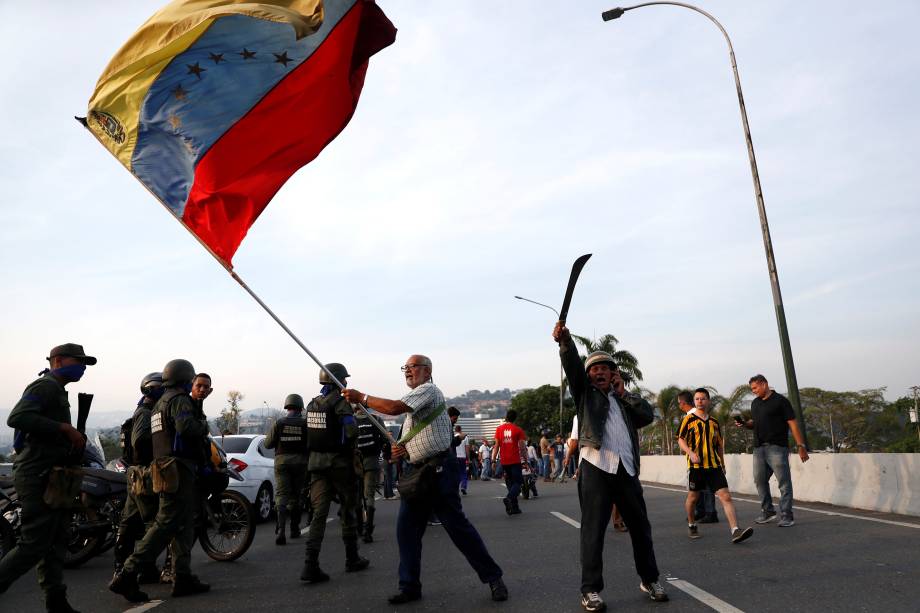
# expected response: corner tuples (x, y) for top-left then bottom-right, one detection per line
(149, 387), (165, 401)
(52, 363), (86, 382)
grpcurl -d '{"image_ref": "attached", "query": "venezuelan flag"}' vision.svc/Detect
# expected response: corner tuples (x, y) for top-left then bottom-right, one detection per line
(86, 0), (396, 266)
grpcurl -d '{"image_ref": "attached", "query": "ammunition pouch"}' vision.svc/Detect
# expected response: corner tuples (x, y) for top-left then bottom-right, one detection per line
(43, 466), (84, 509)
(151, 457), (180, 494)
(128, 465), (154, 497)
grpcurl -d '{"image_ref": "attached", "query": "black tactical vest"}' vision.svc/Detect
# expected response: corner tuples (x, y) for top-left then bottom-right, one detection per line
(275, 415), (308, 455)
(151, 388), (198, 460)
(306, 395), (344, 453)
(131, 404), (154, 466)
(120, 416), (134, 465)
(356, 415), (384, 458)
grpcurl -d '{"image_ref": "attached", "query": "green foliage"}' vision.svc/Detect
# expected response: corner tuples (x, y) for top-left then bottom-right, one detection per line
(570, 333), (643, 386)
(510, 384), (575, 438)
(800, 387), (887, 452)
(99, 433), (121, 462)
(711, 385), (753, 454)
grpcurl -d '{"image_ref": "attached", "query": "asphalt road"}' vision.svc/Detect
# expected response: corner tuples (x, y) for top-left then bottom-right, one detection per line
(3, 476), (919, 612)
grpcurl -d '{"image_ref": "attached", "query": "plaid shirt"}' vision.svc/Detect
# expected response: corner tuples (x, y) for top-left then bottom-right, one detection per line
(400, 381), (452, 463)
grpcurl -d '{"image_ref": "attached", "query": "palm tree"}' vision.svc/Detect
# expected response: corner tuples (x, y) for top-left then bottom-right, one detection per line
(711, 384), (752, 453)
(640, 385), (683, 454)
(571, 333), (643, 387)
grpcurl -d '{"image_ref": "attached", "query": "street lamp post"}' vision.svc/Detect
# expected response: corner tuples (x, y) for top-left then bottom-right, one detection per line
(514, 295), (566, 436)
(603, 2), (809, 448)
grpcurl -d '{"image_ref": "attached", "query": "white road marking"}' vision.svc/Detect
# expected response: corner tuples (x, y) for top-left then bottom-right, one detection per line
(642, 484), (920, 529)
(550, 511), (581, 529)
(551, 512), (747, 612)
(123, 600), (164, 613)
(666, 578), (745, 613)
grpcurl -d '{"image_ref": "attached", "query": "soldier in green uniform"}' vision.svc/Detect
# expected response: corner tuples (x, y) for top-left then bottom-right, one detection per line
(112, 372), (163, 582)
(0, 343), (96, 613)
(355, 410), (387, 543)
(109, 359), (210, 602)
(264, 393), (309, 545)
(300, 363), (370, 583)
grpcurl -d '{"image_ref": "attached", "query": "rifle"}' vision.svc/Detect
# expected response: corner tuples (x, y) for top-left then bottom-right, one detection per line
(76, 392), (93, 434)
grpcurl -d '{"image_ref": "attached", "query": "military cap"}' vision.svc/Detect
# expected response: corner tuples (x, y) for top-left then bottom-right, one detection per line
(47, 343), (97, 365)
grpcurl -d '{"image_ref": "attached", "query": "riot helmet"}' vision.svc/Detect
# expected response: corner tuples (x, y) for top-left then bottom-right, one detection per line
(140, 371), (163, 396)
(318, 363), (350, 384)
(284, 393), (305, 410)
(162, 358), (196, 387)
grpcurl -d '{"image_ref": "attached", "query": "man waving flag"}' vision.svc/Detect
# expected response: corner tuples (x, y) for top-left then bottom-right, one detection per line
(85, 0), (396, 266)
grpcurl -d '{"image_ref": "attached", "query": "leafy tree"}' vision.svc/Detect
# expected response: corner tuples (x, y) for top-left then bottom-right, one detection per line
(218, 390), (245, 435)
(510, 384), (575, 439)
(800, 387), (886, 452)
(99, 433), (121, 462)
(571, 333), (643, 387)
(711, 385), (753, 453)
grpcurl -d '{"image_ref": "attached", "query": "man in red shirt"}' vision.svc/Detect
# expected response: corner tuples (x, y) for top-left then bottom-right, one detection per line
(494, 410), (527, 516)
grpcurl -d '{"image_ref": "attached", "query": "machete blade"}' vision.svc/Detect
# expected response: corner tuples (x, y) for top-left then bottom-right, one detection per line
(559, 253), (592, 324)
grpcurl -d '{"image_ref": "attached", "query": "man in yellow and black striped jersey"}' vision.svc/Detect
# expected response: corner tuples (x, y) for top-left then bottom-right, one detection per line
(677, 388), (753, 544)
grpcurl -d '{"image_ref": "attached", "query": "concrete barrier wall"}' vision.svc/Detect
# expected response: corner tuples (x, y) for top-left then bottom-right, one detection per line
(640, 453), (920, 517)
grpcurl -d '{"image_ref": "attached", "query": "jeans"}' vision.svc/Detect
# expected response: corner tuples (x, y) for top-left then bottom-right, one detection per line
(502, 463), (523, 502)
(480, 459), (491, 480)
(753, 444), (794, 519)
(541, 455), (550, 477)
(493, 462), (504, 478)
(553, 454), (565, 479)
(456, 458), (468, 491)
(578, 460), (659, 593)
(396, 454), (502, 595)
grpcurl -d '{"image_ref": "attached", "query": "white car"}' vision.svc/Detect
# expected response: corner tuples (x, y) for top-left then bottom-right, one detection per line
(216, 434), (276, 522)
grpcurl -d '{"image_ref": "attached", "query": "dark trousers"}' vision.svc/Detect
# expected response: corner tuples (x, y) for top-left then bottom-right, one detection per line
(578, 460), (659, 593)
(396, 454), (502, 595)
(0, 473), (69, 601)
(456, 458), (468, 491)
(502, 463), (523, 502)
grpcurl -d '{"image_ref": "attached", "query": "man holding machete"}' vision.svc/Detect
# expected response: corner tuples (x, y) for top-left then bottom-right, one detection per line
(553, 322), (667, 611)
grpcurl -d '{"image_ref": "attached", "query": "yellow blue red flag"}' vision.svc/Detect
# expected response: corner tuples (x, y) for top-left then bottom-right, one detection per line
(86, 0), (396, 266)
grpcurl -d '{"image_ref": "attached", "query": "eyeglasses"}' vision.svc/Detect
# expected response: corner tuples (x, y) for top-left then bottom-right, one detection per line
(400, 364), (426, 372)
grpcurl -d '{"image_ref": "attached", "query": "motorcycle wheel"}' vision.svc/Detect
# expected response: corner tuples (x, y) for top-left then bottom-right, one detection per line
(0, 516), (15, 560)
(62, 507), (104, 569)
(199, 490), (256, 562)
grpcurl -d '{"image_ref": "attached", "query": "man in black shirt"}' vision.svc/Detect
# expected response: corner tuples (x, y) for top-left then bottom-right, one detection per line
(737, 374), (809, 527)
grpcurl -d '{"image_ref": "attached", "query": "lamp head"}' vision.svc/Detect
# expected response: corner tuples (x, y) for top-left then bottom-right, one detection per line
(602, 8), (626, 21)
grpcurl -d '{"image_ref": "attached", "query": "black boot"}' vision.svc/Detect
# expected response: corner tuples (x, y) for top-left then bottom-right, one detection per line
(300, 549), (330, 583)
(109, 570), (149, 603)
(275, 507), (288, 546)
(345, 540), (370, 572)
(290, 508), (302, 539)
(45, 588), (81, 613)
(171, 573), (210, 597)
(363, 507), (375, 543)
(136, 563), (161, 585)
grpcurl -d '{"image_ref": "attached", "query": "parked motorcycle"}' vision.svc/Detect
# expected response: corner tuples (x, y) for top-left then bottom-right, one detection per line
(1, 437), (256, 566)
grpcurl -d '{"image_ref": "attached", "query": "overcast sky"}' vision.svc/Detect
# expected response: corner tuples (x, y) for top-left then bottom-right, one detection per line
(1, 0), (918, 425)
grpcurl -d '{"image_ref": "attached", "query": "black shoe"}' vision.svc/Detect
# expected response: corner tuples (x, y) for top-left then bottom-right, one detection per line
(363, 532), (374, 543)
(300, 563), (330, 583)
(639, 580), (669, 602)
(275, 532), (287, 545)
(108, 571), (149, 603)
(171, 574), (210, 597)
(502, 497), (512, 516)
(346, 556), (370, 572)
(580, 591), (606, 611)
(490, 578), (508, 601)
(461, 488), (467, 495)
(699, 513), (719, 524)
(136, 565), (161, 585)
(731, 526), (754, 543)
(388, 591), (422, 604)
(45, 590), (81, 613)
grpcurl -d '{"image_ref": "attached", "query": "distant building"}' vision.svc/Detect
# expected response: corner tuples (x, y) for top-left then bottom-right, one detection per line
(456, 417), (504, 443)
